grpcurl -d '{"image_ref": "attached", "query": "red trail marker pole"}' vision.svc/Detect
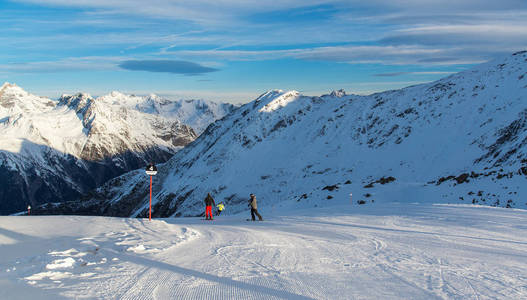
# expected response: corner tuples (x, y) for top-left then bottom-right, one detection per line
(149, 175), (152, 221)
(145, 163), (157, 221)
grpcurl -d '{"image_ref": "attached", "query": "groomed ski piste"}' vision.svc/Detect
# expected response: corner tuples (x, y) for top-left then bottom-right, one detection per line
(1, 203), (526, 299)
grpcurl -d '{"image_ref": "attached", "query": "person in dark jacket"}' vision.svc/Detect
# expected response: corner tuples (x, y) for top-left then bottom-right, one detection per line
(204, 193), (216, 220)
(248, 193), (263, 221)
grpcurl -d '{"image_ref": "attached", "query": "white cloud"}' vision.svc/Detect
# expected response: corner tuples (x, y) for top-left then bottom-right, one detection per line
(5, 0), (527, 69)
(383, 23), (527, 46)
(165, 45), (493, 65)
(397, 24), (527, 35)
(11, 0), (334, 26)
(374, 71), (455, 77)
(0, 57), (121, 73)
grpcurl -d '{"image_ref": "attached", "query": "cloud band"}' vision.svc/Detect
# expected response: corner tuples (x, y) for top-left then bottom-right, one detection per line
(118, 60), (218, 75)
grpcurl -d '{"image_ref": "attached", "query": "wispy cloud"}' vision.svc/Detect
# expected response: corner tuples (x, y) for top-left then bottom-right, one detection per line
(381, 24), (527, 47)
(4, 0), (527, 101)
(118, 60), (219, 75)
(166, 45), (492, 65)
(374, 71), (455, 77)
(11, 0), (333, 26)
(6, 0), (527, 67)
(0, 57), (120, 73)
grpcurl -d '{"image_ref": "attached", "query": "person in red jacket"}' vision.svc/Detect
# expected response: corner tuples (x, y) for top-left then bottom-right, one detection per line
(204, 193), (216, 220)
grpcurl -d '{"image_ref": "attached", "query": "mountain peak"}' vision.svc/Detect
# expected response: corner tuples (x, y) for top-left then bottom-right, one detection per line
(97, 91), (128, 102)
(0, 83), (53, 113)
(144, 93), (172, 106)
(256, 90), (284, 102)
(96, 91), (145, 108)
(329, 89), (347, 98)
(110, 91), (124, 97)
(259, 90), (301, 112)
(58, 93), (94, 113)
(0, 82), (24, 95)
(0, 82), (12, 98)
(147, 93), (160, 100)
(60, 92), (93, 100)
(1, 82), (15, 91)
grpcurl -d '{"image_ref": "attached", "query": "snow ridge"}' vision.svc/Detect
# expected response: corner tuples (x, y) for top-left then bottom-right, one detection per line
(259, 90), (301, 113)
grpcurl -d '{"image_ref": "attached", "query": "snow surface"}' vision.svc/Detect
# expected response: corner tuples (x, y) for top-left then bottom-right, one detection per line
(1, 203), (526, 299)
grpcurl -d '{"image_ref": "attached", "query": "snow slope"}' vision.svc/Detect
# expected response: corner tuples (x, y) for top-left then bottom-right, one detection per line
(0, 84), (233, 215)
(85, 51), (527, 218)
(1, 204), (526, 299)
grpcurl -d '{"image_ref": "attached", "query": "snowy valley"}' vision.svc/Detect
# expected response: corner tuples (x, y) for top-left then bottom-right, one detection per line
(0, 84), (234, 215)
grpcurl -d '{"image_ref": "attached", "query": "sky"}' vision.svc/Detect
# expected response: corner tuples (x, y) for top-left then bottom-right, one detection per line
(1, 0), (526, 103)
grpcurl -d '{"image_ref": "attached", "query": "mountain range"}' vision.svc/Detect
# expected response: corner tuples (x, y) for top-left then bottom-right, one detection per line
(0, 84), (234, 214)
(41, 51), (527, 218)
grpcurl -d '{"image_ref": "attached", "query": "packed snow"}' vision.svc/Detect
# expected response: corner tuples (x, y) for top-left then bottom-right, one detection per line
(1, 203), (526, 299)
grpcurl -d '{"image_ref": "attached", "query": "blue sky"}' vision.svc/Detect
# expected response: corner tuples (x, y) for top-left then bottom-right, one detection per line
(1, 0), (526, 103)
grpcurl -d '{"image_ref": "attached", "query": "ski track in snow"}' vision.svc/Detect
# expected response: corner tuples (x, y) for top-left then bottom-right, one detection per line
(1, 203), (527, 299)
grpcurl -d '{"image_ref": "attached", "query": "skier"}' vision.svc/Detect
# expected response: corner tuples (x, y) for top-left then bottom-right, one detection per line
(204, 193), (216, 220)
(248, 193), (263, 221)
(216, 202), (225, 216)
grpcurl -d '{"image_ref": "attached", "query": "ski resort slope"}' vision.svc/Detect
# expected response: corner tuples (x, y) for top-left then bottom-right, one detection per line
(1, 204), (526, 299)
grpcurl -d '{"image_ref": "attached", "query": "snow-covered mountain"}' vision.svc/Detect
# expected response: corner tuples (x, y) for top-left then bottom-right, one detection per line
(92, 91), (235, 135)
(0, 85), (234, 215)
(135, 94), (236, 135)
(38, 51), (527, 217)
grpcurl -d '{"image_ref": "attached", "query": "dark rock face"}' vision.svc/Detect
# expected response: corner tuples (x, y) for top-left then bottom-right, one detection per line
(169, 123), (197, 146)
(475, 109), (527, 167)
(0, 152), (82, 215)
(0, 88), (202, 215)
(0, 140), (182, 215)
(0, 167), (30, 214)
